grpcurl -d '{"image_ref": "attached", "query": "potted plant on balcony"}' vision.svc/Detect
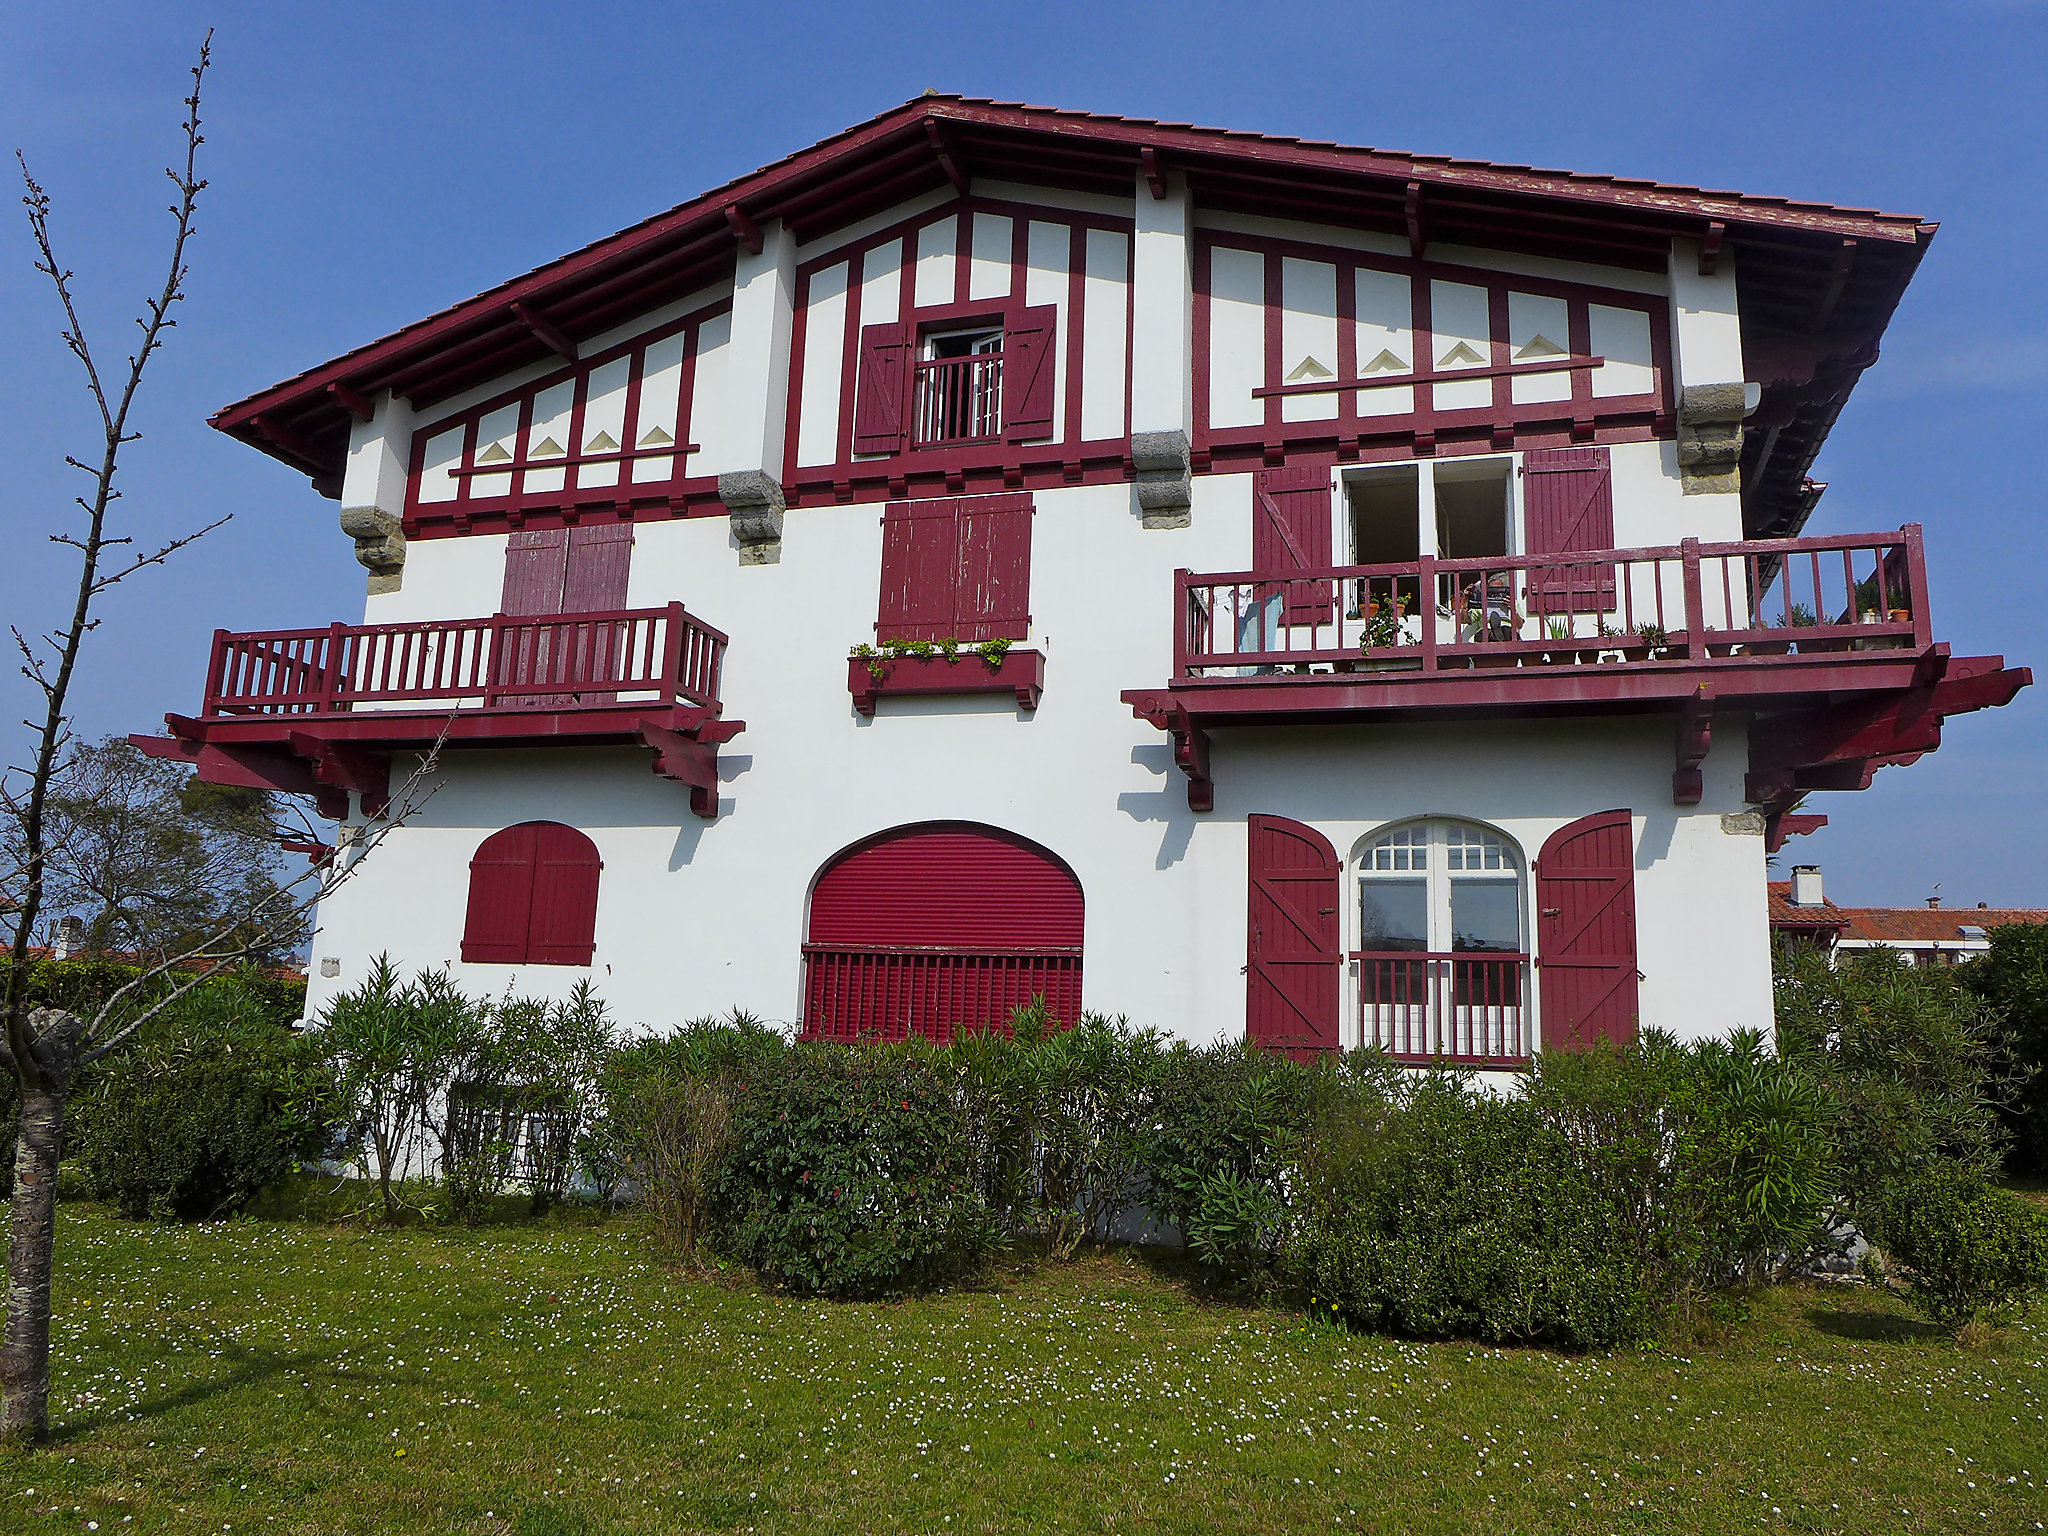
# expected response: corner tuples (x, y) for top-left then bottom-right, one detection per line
(1348, 593), (1418, 673)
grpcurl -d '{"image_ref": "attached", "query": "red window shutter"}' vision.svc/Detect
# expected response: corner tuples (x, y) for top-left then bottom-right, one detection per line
(1253, 467), (1334, 624)
(852, 320), (912, 455)
(1523, 447), (1617, 614)
(1002, 305), (1058, 443)
(1245, 814), (1342, 1057)
(877, 499), (963, 642)
(461, 824), (539, 964)
(501, 529), (569, 615)
(955, 494), (1033, 642)
(525, 822), (602, 966)
(562, 523), (633, 612)
(1536, 809), (1639, 1050)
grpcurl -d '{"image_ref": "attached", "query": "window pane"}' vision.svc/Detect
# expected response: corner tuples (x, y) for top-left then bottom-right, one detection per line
(1361, 878), (1428, 951)
(1450, 879), (1520, 953)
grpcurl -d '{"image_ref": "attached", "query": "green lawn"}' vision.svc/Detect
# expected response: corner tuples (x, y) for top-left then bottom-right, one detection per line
(8, 1204), (2045, 1534)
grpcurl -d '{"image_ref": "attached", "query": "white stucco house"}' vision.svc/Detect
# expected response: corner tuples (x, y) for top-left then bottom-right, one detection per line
(139, 97), (2027, 1064)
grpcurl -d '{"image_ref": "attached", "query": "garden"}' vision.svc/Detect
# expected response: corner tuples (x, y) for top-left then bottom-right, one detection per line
(4, 933), (2048, 1532)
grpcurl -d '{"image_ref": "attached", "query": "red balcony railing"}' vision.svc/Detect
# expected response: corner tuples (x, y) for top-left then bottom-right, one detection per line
(200, 602), (726, 720)
(913, 352), (1003, 446)
(1354, 951), (1530, 1066)
(799, 943), (1081, 1044)
(1174, 527), (1930, 681)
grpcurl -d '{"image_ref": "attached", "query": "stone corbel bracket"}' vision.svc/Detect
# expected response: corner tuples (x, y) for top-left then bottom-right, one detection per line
(1130, 430), (1193, 528)
(340, 506), (406, 594)
(1675, 383), (1757, 496)
(719, 470), (785, 565)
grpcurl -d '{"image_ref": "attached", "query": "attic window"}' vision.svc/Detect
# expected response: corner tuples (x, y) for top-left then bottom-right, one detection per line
(917, 327), (1005, 445)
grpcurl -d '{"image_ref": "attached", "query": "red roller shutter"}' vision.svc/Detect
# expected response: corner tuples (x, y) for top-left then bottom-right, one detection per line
(461, 821), (601, 967)
(1536, 809), (1639, 1049)
(852, 320), (912, 454)
(803, 824), (1083, 1042)
(1253, 467), (1334, 625)
(1002, 305), (1058, 442)
(1245, 814), (1342, 1056)
(1523, 447), (1617, 614)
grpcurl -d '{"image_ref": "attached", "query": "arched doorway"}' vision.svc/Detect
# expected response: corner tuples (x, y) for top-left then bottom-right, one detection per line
(802, 823), (1083, 1042)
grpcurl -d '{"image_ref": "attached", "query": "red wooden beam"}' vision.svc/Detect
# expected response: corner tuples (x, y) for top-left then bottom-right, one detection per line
(1406, 181), (1426, 260)
(925, 121), (969, 194)
(1699, 220), (1726, 277)
(508, 301), (578, 361)
(326, 380), (375, 421)
(1673, 684), (1714, 805)
(1142, 146), (1167, 200)
(725, 203), (764, 256)
(250, 414), (328, 469)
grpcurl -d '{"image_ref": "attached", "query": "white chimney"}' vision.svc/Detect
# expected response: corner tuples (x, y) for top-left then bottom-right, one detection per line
(52, 914), (84, 960)
(1790, 866), (1824, 907)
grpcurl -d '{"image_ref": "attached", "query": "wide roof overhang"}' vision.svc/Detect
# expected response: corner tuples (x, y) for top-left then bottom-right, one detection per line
(212, 95), (1935, 537)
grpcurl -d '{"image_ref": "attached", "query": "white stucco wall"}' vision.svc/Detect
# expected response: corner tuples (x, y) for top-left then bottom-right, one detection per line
(309, 466), (1773, 1050)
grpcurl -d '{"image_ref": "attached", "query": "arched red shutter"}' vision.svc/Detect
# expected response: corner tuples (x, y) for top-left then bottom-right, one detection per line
(1523, 447), (1616, 614)
(852, 321), (911, 454)
(803, 824), (1083, 1042)
(1253, 467), (1334, 624)
(1003, 305), (1057, 442)
(1246, 814), (1342, 1056)
(526, 822), (603, 965)
(461, 821), (600, 966)
(462, 823), (540, 964)
(1536, 809), (1639, 1049)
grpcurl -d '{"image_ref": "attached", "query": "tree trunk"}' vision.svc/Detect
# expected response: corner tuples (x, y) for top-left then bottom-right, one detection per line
(2, 1079), (66, 1443)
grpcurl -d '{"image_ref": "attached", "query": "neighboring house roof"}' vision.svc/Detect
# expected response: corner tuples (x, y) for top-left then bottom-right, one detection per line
(1766, 882), (2048, 946)
(211, 94), (1934, 540)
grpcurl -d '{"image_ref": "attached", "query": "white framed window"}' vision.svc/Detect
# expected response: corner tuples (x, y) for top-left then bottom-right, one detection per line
(1355, 818), (1528, 1063)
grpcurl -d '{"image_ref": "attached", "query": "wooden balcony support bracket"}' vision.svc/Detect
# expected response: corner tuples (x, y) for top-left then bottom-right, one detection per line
(636, 715), (744, 820)
(1673, 684), (1714, 806)
(1765, 811), (1829, 854)
(1124, 691), (1213, 812)
(286, 730), (391, 817)
(129, 730), (349, 821)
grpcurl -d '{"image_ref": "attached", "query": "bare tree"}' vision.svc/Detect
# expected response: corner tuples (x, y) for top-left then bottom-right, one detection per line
(0, 33), (436, 1445)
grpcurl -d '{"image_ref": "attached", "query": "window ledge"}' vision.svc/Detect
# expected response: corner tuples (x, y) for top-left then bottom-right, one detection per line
(848, 650), (1044, 716)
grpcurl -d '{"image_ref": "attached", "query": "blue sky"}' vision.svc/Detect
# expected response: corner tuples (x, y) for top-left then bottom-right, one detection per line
(2, 1), (2042, 908)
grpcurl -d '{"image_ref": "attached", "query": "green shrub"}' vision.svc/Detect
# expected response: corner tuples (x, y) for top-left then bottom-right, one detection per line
(73, 977), (335, 1219)
(710, 1041), (997, 1296)
(1024, 1013), (1164, 1256)
(1292, 1070), (1660, 1348)
(1862, 1161), (2048, 1329)
(1964, 922), (2048, 1172)
(1139, 1040), (1329, 1277)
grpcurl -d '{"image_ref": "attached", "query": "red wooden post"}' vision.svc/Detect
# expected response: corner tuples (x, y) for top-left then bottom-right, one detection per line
(321, 622), (349, 714)
(1902, 524), (1932, 649)
(202, 629), (231, 716)
(1680, 538), (1704, 657)
(483, 613), (507, 709)
(661, 602), (687, 706)
(1172, 568), (1192, 680)
(1417, 554), (1438, 673)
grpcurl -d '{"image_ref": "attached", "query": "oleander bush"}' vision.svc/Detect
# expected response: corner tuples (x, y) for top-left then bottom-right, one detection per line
(1860, 1159), (2048, 1328)
(709, 1040), (998, 1296)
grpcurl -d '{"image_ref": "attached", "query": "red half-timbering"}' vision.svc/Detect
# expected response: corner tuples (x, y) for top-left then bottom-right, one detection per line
(1193, 232), (1672, 473)
(801, 823), (1083, 1042)
(461, 821), (603, 966)
(1535, 810), (1640, 1049)
(784, 195), (1133, 508)
(1244, 815), (1343, 1056)
(403, 299), (723, 536)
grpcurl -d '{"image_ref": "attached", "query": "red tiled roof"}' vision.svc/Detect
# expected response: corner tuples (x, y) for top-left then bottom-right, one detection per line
(211, 92), (1934, 542)
(1835, 907), (2048, 944)
(1766, 881), (1847, 931)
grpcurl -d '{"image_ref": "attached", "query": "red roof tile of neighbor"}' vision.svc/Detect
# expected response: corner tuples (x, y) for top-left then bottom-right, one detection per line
(210, 93), (1934, 542)
(1766, 882), (2048, 944)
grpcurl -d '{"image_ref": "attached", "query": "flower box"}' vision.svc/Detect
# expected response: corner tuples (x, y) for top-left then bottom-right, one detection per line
(847, 649), (1045, 716)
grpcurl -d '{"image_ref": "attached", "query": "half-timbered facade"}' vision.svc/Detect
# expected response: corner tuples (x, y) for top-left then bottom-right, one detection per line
(143, 98), (2029, 1064)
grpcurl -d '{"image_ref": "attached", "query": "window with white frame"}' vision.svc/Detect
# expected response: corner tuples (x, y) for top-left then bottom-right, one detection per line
(1355, 819), (1529, 1063)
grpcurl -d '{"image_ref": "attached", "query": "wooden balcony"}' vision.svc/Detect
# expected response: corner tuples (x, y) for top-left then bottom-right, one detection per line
(1125, 525), (2029, 824)
(132, 603), (742, 820)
